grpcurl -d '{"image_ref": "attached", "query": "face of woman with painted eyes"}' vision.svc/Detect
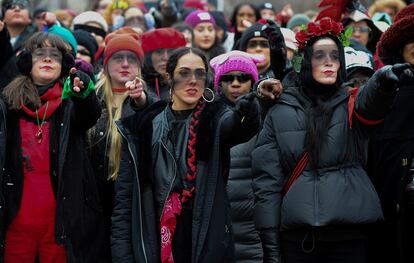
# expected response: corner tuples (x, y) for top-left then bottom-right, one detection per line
(107, 50), (141, 87)
(311, 38), (340, 85)
(170, 53), (207, 110)
(31, 47), (63, 85)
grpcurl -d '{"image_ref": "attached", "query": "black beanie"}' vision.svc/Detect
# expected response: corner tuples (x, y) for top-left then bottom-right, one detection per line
(210, 11), (229, 32)
(73, 30), (98, 62)
(238, 24), (267, 51)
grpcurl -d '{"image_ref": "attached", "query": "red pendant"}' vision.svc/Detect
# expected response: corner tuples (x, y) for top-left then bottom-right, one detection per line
(35, 129), (43, 144)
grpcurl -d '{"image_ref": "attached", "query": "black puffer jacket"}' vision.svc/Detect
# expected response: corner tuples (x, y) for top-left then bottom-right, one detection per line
(252, 80), (398, 258)
(112, 97), (259, 263)
(227, 137), (263, 263)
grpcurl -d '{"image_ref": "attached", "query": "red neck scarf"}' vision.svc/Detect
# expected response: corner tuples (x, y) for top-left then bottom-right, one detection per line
(20, 82), (63, 120)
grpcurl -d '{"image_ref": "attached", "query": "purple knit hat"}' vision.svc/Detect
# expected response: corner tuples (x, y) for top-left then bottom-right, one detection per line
(210, 51), (264, 89)
(184, 10), (216, 28)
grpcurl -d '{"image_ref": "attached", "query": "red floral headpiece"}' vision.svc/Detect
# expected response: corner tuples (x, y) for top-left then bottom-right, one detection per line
(295, 17), (349, 50)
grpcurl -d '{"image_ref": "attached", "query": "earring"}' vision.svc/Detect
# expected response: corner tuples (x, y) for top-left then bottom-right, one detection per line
(202, 88), (215, 103)
(169, 88), (174, 103)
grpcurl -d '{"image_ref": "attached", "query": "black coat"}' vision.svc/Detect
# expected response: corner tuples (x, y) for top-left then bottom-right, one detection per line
(366, 73), (414, 263)
(1, 88), (107, 263)
(112, 98), (259, 263)
(227, 137), (263, 263)
(252, 80), (399, 259)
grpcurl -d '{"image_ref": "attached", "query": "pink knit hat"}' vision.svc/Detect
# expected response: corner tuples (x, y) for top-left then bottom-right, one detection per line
(184, 10), (216, 28)
(210, 51), (264, 89)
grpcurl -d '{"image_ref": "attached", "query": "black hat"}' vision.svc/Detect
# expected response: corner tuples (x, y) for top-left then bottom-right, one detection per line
(238, 24), (267, 51)
(259, 2), (275, 11)
(210, 11), (230, 32)
(73, 30), (98, 63)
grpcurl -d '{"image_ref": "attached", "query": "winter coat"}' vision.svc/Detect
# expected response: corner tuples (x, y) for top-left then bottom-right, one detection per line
(0, 98), (6, 261)
(112, 99), (259, 263)
(366, 71), (414, 263)
(227, 137), (263, 263)
(252, 81), (397, 256)
(2, 88), (106, 263)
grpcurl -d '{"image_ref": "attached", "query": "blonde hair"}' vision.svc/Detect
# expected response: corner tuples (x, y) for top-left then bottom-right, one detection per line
(94, 66), (140, 181)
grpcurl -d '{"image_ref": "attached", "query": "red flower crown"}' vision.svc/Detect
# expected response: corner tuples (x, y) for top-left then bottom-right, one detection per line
(295, 17), (347, 50)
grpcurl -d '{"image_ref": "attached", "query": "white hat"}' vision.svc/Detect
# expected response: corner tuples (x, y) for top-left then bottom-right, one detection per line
(344, 46), (374, 73)
(72, 11), (108, 32)
(281, 28), (297, 51)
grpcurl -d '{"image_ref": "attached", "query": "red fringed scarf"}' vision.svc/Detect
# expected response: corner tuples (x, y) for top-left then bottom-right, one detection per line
(160, 101), (204, 263)
(20, 82), (63, 120)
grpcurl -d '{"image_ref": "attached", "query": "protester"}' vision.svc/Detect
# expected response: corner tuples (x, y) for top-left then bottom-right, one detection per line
(344, 46), (375, 88)
(230, 3), (260, 49)
(211, 50), (275, 263)
(259, 3), (276, 20)
(184, 10), (225, 61)
(87, 26), (148, 263)
(367, 4), (414, 263)
(112, 47), (260, 263)
(1, 32), (105, 263)
(141, 27), (187, 101)
(251, 17), (410, 263)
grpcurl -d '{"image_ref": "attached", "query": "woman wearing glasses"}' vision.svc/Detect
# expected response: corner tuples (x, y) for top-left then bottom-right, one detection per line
(112, 47), (259, 263)
(87, 27), (149, 262)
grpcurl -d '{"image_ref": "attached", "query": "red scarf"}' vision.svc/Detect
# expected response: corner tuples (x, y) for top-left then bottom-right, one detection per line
(20, 82), (63, 120)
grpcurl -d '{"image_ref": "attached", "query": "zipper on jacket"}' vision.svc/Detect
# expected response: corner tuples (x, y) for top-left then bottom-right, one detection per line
(159, 140), (178, 221)
(117, 126), (148, 263)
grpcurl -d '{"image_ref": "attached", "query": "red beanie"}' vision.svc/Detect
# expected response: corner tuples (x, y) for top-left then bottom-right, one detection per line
(104, 27), (144, 66)
(142, 28), (186, 53)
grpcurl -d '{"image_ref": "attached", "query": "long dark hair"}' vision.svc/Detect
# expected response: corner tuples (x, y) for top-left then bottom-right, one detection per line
(297, 35), (347, 168)
(3, 32), (71, 110)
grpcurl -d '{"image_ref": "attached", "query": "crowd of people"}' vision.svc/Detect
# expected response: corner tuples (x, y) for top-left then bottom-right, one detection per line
(0, 0), (414, 262)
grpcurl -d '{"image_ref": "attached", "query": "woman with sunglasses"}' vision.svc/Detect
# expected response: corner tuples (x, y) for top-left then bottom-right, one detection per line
(87, 27), (150, 262)
(1, 32), (104, 262)
(252, 17), (412, 263)
(112, 47), (259, 263)
(210, 50), (282, 263)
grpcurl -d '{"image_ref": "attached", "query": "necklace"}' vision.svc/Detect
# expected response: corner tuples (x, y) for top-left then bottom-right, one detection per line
(35, 101), (49, 144)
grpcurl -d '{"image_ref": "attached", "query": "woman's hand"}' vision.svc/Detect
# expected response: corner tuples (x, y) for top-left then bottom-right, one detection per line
(257, 78), (283, 100)
(126, 77), (146, 106)
(70, 67), (90, 93)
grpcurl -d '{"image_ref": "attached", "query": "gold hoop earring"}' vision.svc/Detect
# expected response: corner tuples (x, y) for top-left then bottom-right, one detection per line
(202, 88), (215, 103)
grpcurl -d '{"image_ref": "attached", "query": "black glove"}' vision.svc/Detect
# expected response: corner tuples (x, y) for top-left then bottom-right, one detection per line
(234, 92), (259, 121)
(61, 53), (75, 78)
(261, 19), (285, 51)
(261, 19), (287, 80)
(259, 228), (282, 263)
(372, 63), (413, 91)
(70, 68), (92, 93)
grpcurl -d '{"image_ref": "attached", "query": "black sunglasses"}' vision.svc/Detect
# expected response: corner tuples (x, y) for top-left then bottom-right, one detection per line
(220, 73), (251, 83)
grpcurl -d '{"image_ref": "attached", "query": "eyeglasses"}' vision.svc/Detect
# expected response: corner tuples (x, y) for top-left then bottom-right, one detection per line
(312, 49), (340, 64)
(32, 48), (62, 63)
(174, 68), (207, 82)
(246, 40), (270, 49)
(110, 53), (140, 65)
(349, 26), (371, 33)
(220, 73), (251, 84)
